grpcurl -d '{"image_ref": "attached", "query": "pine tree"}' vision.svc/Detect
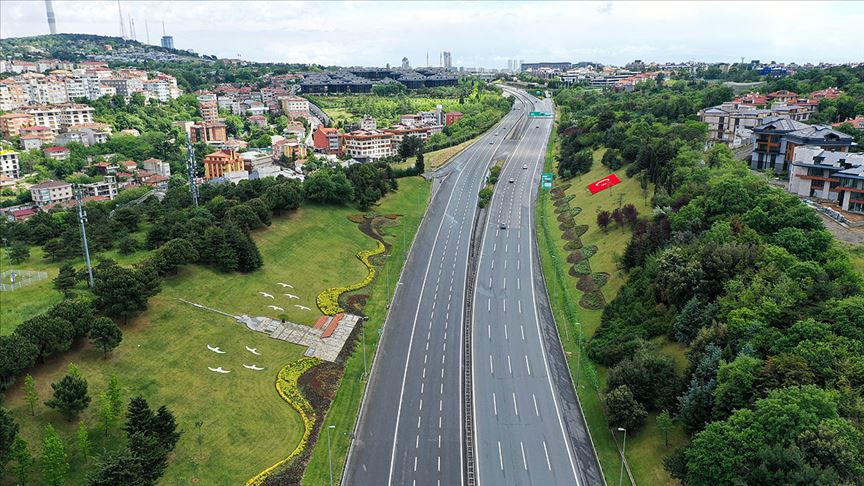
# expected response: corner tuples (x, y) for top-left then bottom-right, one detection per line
(123, 396), (155, 437)
(45, 366), (91, 422)
(0, 407), (18, 478)
(41, 424), (68, 486)
(152, 406), (181, 451)
(23, 375), (39, 416)
(53, 263), (78, 295)
(89, 317), (123, 359)
(77, 421), (92, 462)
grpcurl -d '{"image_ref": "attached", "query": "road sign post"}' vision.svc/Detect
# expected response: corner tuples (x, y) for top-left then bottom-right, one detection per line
(541, 172), (553, 189)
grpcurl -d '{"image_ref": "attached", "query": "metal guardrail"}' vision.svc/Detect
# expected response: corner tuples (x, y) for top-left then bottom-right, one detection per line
(462, 204), (487, 486)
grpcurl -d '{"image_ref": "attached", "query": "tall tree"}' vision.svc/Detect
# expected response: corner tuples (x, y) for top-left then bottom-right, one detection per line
(53, 264), (78, 295)
(656, 410), (673, 447)
(0, 335), (38, 390)
(0, 407), (18, 478)
(86, 449), (145, 486)
(605, 385), (648, 431)
(92, 265), (150, 324)
(7, 242), (29, 264)
(23, 375), (39, 416)
(77, 421), (92, 463)
(89, 317), (123, 359)
(45, 365), (91, 422)
(41, 424), (69, 486)
(11, 436), (33, 486)
(14, 315), (74, 361)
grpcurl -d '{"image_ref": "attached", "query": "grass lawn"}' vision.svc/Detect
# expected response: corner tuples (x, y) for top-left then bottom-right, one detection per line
(2, 180), (429, 485)
(302, 177), (431, 485)
(536, 125), (681, 485)
(392, 136), (480, 171)
(0, 231), (150, 336)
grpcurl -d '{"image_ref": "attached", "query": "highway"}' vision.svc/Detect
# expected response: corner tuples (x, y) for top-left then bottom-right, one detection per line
(344, 92), (528, 486)
(470, 88), (604, 485)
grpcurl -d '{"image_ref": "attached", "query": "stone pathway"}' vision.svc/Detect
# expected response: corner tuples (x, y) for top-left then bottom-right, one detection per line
(179, 298), (358, 362)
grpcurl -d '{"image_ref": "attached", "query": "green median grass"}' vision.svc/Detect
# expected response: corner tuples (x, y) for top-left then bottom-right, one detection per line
(2, 180), (429, 485)
(302, 176), (430, 486)
(535, 126), (681, 485)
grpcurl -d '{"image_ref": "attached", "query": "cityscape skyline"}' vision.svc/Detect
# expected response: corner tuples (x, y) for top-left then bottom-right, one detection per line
(1, 1), (862, 68)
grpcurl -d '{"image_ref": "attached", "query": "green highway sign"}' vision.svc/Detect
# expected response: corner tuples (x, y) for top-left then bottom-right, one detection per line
(528, 111), (553, 117)
(541, 172), (553, 189)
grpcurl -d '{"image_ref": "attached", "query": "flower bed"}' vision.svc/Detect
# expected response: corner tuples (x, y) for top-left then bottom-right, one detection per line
(316, 241), (386, 315)
(245, 357), (322, 486)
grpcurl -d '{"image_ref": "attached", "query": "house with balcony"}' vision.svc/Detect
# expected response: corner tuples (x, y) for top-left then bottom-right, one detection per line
(750, 116), (854, 173)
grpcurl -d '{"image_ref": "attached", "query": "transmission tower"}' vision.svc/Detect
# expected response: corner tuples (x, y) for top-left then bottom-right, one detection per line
(185, 137), (199, 207)
(74, 187), (95, 287)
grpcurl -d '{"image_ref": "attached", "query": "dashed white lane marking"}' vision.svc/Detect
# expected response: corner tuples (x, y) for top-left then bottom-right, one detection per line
(521, 324), (526, 341)
(417, 415), (421, 428)
(487, 324), (491, 339)
(421, 382), (425, 393)
(503, 277), (506, 290)
(543, 440), (552, 470)
(520, 441), (528, 470)
(518, 300), (522, 313)
(416, 434), (420, 448)
(414, 456), (418, 472)
(438, 456), (441, 472)
(517, 260), (520, 271)
(503, 300), (506, 313)
(492, 392), (498, 415)
(507, 355), (512, 375)
(488, 298), (491, 311)
(525, 355), (532, 375)
(504, 323), (509, 340)
(498, 441), (504, 471)
(533, 393), (540, 416)
(419, 399), (423, 411)
(517, 277), (520, 290)
(490, 355), (494, 374)
(512, 392), (519, 416)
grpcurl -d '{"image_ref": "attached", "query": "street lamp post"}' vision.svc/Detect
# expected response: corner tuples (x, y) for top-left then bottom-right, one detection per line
(617, 427), (627, 486)
(327, 424), (336, 486)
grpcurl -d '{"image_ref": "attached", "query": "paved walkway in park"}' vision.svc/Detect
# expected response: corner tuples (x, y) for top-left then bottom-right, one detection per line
(179, 299), (358, 362)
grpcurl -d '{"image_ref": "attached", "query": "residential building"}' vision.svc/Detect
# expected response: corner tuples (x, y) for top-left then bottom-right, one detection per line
(43, 146), (70, 160)
(312, 126), (341, 154)
(341, 129), (395, 160)
(0, 150), (20, 179)
(751, 116), (855, 172)
(29, 180), (73, 207)
(248, 115), (267, 127)
(283, 122), (305, 140)
(142, 158), (171, 178)
(787, 146), (864, 216)
(360, 116), (377, 130)
(197, 93), (219, 122)
(19, 126), (56, 144)
(20, 135), (44, 151)
(189, 122), (228, 144)
(834, 116), (864, 131)
(445, 111), (464, 126)
(0, 113), (35, 138)
(279, 96), (310, 116)
(80, 176), (119, 200)
(835, 164), (864, 215)
(161, 36), (174, 49)
(203, 149), (245, 180)
(273, 139), (308, 161)
(698, 102), (773, 147)
(23, 104), (95, 131)
(382, 123), (442, 146)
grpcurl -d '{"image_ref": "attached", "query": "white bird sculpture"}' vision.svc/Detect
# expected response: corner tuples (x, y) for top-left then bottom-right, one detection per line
(243, 364), (265, 371)
(258, 292), (275, 299)
(208, 367), (230, 373)
(276, 282), (294, 288)
(294, 304), (311, 311)
(284, 293), (299, 299)
(245, 346), (261, 356)
(207, 344), (226, 354)
(268, 305), (285, 311)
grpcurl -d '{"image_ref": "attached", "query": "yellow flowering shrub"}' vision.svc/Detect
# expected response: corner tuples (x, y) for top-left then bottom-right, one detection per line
(316, 241), (385, 315)
(245, 357), (321, 486)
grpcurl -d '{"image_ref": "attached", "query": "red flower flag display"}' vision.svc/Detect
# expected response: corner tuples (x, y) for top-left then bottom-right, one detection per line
(587, 174), (622, 194)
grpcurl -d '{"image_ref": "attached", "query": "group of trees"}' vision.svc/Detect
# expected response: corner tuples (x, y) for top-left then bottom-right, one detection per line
(1, 372), (178, 485)
(585, 143), (864, 484)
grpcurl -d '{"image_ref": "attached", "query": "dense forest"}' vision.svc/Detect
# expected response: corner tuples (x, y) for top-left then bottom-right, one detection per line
(553, 65), (864, 486)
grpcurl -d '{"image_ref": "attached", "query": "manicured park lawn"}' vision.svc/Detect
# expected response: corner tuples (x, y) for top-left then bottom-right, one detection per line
(536, 128), (681, 485)
(2, 177), (430, 485)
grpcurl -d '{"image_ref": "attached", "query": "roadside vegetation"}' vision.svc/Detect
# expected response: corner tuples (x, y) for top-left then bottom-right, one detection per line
(539, 65), (864, 486)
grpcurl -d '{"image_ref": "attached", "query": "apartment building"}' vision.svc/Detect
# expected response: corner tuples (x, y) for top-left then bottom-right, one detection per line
(312, 126), (342, 154)
(341, 129), (395, 160)
(23, 104), (95, 131)
(279, 96), (310, 116)
(787, 146), (864, 215)
(698, 102), (773, 147)
(19, 126), (56, 145)
(29, 180), (74, 207)
(0, 112), (35, 138)
(197, 93), (219, 122)
(445, 111), (464, 126)
(0, 150), (20, 179)
(751, 116), (854, 173)
(43, 146), (70, 160)
(203, 149), (245, 180)
(142, 158), (171, 178)
(189, 121), (228, 144)
(80, 176), (119, 200)
(382, 123), (442, 146)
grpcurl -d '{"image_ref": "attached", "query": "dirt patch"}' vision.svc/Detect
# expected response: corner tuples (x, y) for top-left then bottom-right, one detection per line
(348, 214), (365, 224)
(553, 198), (568, 207)
(561, 229), (578, 241)
(574, 224), (589, 237)
(559, 221), (575, 231)
(557, 212), (574, 223)
(579, 290), (606, 310)
(345, 294), (369, 314)
(567, 251), (584, 264)
(576, 275), (596, 292)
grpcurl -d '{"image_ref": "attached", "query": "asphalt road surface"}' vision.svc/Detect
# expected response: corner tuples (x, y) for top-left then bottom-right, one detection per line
(345, 88), (602, 486)
(344, 94), (527, 486)
(471, 88), (604, 486)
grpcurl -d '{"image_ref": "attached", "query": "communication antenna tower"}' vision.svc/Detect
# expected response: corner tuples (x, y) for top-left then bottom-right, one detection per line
(74, 188), (95, 287)
(185, 137), (199, 207)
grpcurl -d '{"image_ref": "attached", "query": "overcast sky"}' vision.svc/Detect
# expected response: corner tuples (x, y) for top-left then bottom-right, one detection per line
(1, 1), (862, 68)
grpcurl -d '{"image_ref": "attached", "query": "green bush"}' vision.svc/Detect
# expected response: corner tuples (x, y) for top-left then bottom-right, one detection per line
(580, 290), (606, 310)
(574, 224), (589, 237)
(564, 239), (584, 251)
(582, 245), (598, 260)
(591, 272), (610, 288)
(572, 259), (592, 275)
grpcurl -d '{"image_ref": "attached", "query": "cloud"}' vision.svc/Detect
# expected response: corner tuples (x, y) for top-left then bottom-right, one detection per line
(1, 1), (862, 67)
